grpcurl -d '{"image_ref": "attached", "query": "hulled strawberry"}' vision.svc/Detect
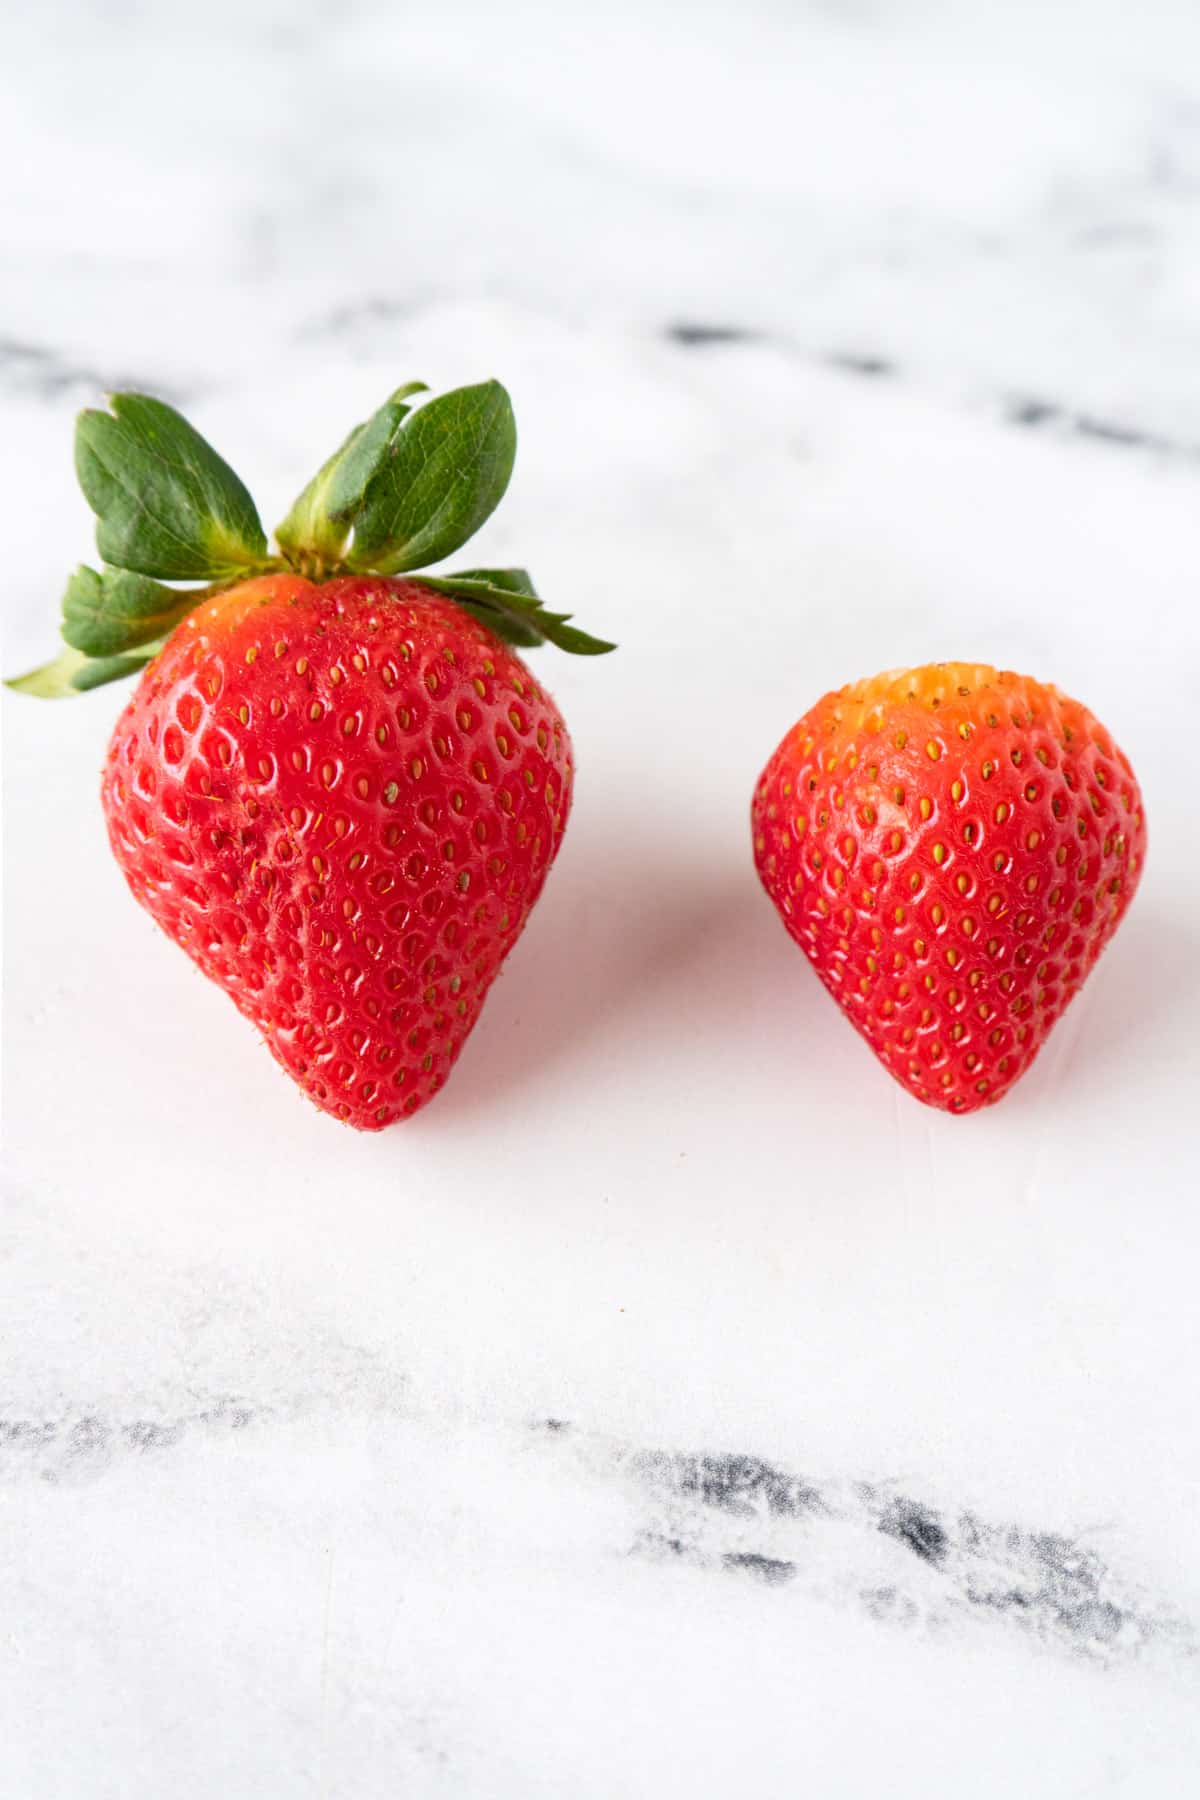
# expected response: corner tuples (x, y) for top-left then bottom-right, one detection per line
(10, 380), (612, 1127)
(752, 664), (1145, 1113)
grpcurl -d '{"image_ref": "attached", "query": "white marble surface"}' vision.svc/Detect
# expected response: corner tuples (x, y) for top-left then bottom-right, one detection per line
(4, 2), (1200, 1794)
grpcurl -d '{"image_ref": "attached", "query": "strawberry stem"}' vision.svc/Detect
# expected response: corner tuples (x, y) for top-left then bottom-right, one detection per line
(7, 379), (615, 699)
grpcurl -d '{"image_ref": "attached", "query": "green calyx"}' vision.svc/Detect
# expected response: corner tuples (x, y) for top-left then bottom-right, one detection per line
(8, 379), (614, 698)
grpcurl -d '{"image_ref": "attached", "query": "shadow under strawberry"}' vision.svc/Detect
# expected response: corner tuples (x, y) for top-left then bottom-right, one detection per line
(428, 823), (829, 1124)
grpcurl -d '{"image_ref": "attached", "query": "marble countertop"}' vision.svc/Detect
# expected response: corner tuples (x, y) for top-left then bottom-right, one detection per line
(4, 2), (1199, 1794)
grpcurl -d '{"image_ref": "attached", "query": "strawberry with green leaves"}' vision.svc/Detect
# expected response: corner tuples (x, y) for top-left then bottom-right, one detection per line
(11, 381), (613, 1129)
(753, 663), (1145, 1113)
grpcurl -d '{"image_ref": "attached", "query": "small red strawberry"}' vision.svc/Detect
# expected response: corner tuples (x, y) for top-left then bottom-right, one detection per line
(752, 664), (1146, 1113)
(10, 380), (612, 1127)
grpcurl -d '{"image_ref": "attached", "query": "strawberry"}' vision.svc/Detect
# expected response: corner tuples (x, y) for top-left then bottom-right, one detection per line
(10, 381), (612, 1127)
(752, 664), (1146, 1113)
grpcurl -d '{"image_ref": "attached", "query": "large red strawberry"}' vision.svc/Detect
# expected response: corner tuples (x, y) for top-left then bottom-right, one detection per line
(752, 664), (1145, 1113)
(10, 380), (612, 1127)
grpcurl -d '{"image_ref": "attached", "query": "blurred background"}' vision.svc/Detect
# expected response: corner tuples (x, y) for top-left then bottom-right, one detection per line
(8, 0), (1200, 412)
(8, 0), (1200, 675)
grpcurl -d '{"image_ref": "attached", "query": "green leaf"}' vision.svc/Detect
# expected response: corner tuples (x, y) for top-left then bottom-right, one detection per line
(72, 643), (167, 690)
(275, 382), (428, 564)
(60, 564), (198, 656)
(75, 393), (268, 581)
(5, 640), (163, 699)
(418, 568), (616, 656)
(347, 380), (517, 574)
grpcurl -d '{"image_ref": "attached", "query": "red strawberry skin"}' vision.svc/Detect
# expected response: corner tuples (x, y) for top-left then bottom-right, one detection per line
(101, 574), (573, 1128)
(752, 664), (1146, 1113)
